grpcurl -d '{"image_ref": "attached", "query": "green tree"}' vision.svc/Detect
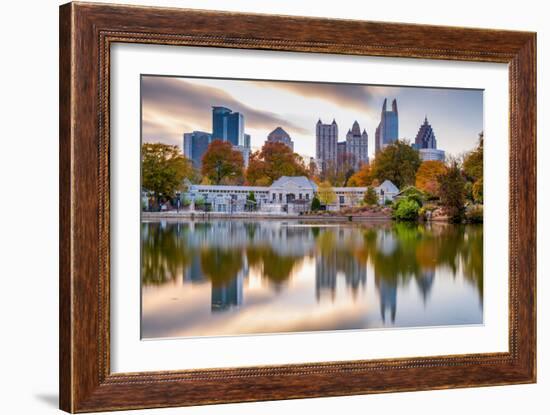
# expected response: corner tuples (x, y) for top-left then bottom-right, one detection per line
(310, 196), (321, 211)
(372, 140), (422, 189)
(317, 181), (336, 206)
(141, 143), (194, 201)
(246, 191), (257, 211)
(392, 198), (420, 221)
(364, 186), (378, 206)
(201, 139), (244, 184)
(438, 160), (466, 222)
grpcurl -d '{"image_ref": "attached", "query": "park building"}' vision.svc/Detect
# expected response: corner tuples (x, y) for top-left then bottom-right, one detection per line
(184, 176), (399, 214)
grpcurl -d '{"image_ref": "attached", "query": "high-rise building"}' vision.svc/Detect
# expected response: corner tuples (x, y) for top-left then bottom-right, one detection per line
(211, 106), (251, 165)
(211, 106), (246, 147)
(266, 127), (294, 151)
(183, 131), (212, 168)
(413, 116), (445, 162)
(316, 119), (338, 173)
(345, 120), (369, 169)
(375, 98), (399, 153)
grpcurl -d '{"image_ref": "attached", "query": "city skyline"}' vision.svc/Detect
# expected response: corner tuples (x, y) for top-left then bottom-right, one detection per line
(142, 75), (483, 159)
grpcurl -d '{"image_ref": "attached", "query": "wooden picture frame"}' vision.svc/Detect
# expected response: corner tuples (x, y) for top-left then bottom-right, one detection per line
(59, 2), (536, 412)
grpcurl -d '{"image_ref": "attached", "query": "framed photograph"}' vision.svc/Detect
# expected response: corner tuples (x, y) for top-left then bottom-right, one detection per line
(59, 2), (536, 412)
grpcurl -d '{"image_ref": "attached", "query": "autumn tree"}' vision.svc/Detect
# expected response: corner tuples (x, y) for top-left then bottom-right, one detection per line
(372, 140), (421, 189)
(463, 133), (484, 203)
(437, 159), (466, 222)
(348, 164), (373, 187)
(201, 139), (244, 185)
(246, 141), (308, 185)
(463, 133), (484, 182)
(317, 181), (336, 206)
(415, 160), (448, 197)
(141, 143), (194, 201)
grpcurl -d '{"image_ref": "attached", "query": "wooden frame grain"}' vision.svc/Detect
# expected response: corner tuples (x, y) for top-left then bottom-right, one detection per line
(59, 2), (536, 412)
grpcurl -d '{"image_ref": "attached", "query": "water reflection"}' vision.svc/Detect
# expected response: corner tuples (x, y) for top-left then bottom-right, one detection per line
(141, 220), (483, 338)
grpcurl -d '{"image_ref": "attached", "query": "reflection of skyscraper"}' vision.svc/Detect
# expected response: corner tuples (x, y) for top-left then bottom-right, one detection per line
(416, 269), (435, 304)
(211, 273), (243, 312)
(183, 255), (206, 284)
(376, 277), (397, 323)
(375, 98), (399, 153)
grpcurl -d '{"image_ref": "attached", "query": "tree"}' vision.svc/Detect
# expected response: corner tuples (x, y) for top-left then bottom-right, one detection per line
(246, 141), (308, 185)
(201, 139), (244, 185)
(372, 140), (421, 189)
(472, 177), (483, 203)
(317, 181), (336, 206)
(437, 160), (466, 222)
(393, 198), (420, 221)
(348, 164), (373, 187)
(415, 160), (447, 197)
(246, 191), (257, 211)
(141, 143), (194, 201)
(463, 133), (484, 182)
(310, 196), (321, 211)
(364, 186), (379, 206)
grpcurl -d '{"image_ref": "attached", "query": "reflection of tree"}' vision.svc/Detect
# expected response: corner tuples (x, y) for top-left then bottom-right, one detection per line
(359, 222), (483, 322)
(200, 247), (243, 287)
(246, 245), (301, 286)
(141, 222), (191, 285)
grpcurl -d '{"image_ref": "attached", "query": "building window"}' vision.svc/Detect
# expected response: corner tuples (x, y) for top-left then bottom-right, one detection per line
(279, 193), (282, 201)
(306, 194), (310, 200)
(299, 193), (302, 200)
(339, 195), (345, 204)
(272, 193), (276, 201)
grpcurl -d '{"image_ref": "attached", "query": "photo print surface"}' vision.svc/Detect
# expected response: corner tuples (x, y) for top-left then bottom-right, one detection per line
(140, 75), (484, 339)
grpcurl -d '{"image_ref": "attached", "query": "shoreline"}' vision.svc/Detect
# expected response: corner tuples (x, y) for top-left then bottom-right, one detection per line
(141, 211), (392, 221)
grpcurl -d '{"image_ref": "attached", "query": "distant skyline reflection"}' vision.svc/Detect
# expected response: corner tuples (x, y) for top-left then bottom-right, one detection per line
(141, 220), (483, 338)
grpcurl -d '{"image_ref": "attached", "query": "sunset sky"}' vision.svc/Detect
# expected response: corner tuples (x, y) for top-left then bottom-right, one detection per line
(141, 75), (483, 159)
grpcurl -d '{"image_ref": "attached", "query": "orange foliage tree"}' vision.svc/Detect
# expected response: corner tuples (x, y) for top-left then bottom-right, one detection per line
(246, 141), (308, 185)
(347, 164), (373, 187)
(415, 160), (447, 196)
(201, 139), (244, 185)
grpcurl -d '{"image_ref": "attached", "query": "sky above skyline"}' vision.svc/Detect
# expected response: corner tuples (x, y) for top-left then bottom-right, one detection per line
(141, 75), (483, 159)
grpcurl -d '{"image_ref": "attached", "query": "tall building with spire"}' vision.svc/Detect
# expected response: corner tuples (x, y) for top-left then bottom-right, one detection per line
(413, 116), (445, 161)
(211, 106), (251, 166)
(316, 119), (338, 173)
(375, 98), (399, 153)
(345, 120), (369, 169)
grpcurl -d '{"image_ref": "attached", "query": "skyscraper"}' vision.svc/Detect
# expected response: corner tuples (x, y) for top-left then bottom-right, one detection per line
(211, 106), (245, 146)
(345, 120), (369, 169)
(183, 131), (212, 168)
(266, 126), (294, 151)
(316, 119), (338, 173)
(413, 116), (445, 162)
(375, 98), (399, 153)
(211, 106), (250, 165)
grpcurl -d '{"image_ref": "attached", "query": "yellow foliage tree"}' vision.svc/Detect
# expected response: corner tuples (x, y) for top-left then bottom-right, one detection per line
(347, 164), (373, 187)
(415, 160), (447, 196)
(317, 181), (336, 206)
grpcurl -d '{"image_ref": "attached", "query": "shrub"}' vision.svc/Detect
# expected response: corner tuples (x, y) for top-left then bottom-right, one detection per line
(465, 204), (483, 223)
(393, 198), (420, 221)
(472, 178), (483, 203)
(384, 199), (393, 206)
(311, 196), (321, 211)
(397, 186), (426, 206)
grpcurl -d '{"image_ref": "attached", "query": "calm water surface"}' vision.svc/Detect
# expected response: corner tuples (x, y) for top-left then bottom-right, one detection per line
(141, 219), (483, 338)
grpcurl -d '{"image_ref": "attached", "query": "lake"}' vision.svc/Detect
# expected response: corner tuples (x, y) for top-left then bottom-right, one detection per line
(141, 219), (483, 338)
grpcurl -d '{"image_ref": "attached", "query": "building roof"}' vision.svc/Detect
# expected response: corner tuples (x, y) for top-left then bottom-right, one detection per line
(378, 179), (399, 194)
(270, 176), (318, 190)
(268, 126), (290, 139)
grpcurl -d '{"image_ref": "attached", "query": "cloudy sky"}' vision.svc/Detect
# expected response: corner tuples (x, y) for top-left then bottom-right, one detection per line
(141, 75), (483, 159)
